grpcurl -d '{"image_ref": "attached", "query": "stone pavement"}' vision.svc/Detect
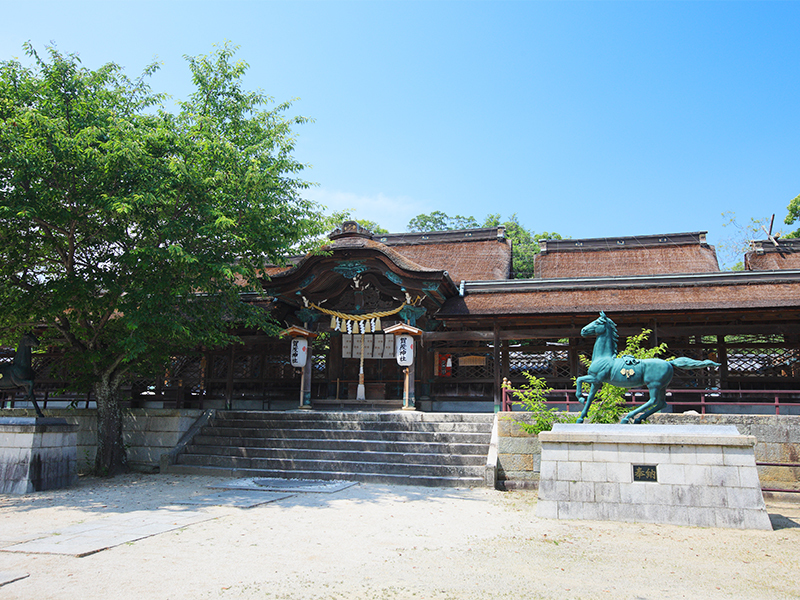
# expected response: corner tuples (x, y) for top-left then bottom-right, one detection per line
(0, 478), (349, 561)
(2, 507), (214, 557)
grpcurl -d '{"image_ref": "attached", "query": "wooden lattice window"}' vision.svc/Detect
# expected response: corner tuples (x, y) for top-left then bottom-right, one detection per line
(233, 354), (262, 380)
(509, 348), (569, 378)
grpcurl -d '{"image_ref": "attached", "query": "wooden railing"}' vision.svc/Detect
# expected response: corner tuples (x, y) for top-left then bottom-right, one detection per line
(501, 386), (800, 415)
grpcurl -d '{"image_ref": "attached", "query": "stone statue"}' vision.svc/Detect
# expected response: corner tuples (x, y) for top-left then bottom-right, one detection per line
(576, 312), (719, 424)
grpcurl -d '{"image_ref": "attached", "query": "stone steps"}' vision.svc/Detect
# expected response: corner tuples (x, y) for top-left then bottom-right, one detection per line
(168, 410), (493, 487)
(189, 435), (488, 455)
(183, 444), (486, 466)
(195, 427), (490, 443)
(165, 463), (483, 487)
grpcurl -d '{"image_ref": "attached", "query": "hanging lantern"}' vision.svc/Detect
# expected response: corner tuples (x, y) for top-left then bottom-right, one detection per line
(395, 334), (414, 366)
(290, 337), (308, 368)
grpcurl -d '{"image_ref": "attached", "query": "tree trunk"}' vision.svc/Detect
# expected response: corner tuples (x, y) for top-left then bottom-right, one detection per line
(93, 375), (128, 476)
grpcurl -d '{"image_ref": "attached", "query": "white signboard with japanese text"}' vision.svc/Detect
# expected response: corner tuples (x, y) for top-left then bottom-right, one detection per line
(290, 337), (308, 368)
(395, 334), (414, 366)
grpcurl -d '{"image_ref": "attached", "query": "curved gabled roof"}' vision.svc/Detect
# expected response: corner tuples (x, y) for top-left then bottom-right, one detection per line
(262, 229), (459, 310)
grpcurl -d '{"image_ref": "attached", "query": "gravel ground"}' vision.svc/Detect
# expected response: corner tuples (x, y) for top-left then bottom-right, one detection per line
(1, 473), (798, 600)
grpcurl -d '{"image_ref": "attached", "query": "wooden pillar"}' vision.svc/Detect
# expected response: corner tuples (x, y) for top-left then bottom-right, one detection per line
(403, 361), (417, 411)
(409, 360), (416, 407)
(569, 337), (581, 387)
(493, 321), (501, 413)
(420, 334), (432, 402)
(328, 332), (342, 399)
(300, 343), (313, 409)
(717, 334), (729, 389)
(225, 345), (235, 410)
(501, 338), (510, 385)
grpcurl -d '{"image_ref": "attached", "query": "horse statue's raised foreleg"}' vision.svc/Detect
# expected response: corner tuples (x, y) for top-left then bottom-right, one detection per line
(575, 375), (599, 423)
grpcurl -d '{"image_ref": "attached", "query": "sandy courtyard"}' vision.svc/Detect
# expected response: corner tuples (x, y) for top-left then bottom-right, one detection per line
(1, 473), (798, 600)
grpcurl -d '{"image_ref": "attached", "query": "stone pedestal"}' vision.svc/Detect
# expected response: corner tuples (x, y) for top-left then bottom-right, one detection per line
(537, 424), (772, 530)
(0, 417), (79, 494)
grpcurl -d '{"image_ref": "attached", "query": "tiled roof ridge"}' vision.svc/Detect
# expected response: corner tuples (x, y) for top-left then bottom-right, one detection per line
(748, 238), (800, 254)
(375, 227), (507, 246)
(539, 231), (708, 253)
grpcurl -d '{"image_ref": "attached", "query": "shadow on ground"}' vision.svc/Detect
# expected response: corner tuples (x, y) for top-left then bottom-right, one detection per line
(769, 513), (800, 530)
(0, 472), (485, 517)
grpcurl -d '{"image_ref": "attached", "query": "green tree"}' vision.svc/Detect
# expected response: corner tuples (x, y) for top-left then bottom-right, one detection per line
(327, 209), (388, 235)
(578, 329), (669, 423)
(407, 210), (479, 232)
(481, 213), (562, 278)
(354, 219), (388, 235)
(0, 43), (325, 474)
(783, 193), (800, 238)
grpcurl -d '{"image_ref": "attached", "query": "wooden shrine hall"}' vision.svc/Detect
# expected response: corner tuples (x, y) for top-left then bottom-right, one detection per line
(148, 221), (798, 414)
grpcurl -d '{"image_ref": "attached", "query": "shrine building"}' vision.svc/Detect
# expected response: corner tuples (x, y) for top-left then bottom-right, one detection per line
(132, 221), (800, 414)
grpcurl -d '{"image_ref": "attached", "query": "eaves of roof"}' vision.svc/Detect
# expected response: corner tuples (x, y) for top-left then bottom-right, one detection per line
(462, 269), (800, 294)
(436, 269), (800, 319)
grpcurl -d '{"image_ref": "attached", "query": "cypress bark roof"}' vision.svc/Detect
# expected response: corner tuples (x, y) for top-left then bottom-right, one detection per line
(437, 270), (800, 318)
(745, 238), (800, 271)
(534, 232), (720, 279)
(374, 228), (512, 282)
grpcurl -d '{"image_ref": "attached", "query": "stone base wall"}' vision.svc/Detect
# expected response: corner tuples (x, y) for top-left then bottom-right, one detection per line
(536, 424), (773, 530)
(2, 409), (204, 472)
(0, 418), (79, 494)
(495, 413), (800, 492)
(651, 414), (800, 492)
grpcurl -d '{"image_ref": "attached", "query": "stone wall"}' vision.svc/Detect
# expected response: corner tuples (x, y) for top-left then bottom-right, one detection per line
(2, 409), (204, 472)
(496, 413), (541, 489)
(495, 413), (800, 492)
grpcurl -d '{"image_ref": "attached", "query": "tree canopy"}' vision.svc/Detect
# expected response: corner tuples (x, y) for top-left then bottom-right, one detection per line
(406, 211), (563, 278)
(0, 43), (325, 474)
(783, 192), (800, 238)
(407, 211), (480, 232)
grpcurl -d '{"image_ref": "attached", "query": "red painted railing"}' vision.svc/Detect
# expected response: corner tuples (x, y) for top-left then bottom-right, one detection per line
(502, 385), (800, 493)
(501, 386), (800, 416)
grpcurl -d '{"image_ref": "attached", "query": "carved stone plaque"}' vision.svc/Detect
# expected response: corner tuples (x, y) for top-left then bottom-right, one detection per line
(633, 464), (658, 483)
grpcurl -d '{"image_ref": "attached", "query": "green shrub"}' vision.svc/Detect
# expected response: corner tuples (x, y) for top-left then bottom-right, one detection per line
(504, 372), (576, 435)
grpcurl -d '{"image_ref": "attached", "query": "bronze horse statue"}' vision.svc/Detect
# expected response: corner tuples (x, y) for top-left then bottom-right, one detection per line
(576, 312), (720, 424)
(0, 333), (43, 417)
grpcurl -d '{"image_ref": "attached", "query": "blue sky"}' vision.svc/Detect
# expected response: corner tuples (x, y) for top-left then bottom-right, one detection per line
(2, 1), (799, 267)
